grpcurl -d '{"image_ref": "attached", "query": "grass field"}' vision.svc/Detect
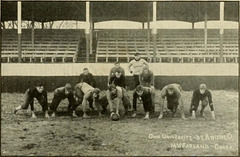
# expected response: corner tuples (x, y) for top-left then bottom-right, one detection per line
(1, 90), (238, 156)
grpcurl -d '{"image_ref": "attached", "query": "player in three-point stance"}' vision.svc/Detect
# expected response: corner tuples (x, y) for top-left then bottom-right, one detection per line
(134, 85), (155, 119)
(190, 84), (215, 120)
(73, 82), (102, 119)
(14, 81), (49, 119)
(49, 83), (76, 118)
(158, 84), (186, 120)
(106, 84), (131, 119)
(132, 65), (155, 118)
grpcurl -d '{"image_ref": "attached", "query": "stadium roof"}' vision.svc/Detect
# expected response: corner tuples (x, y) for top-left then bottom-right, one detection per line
(1, 1), (238, 23)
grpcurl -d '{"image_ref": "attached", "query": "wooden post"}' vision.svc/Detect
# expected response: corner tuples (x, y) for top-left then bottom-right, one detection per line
(152, 1), (157, 63)
(90, 2), (93, 55)
(17, 1), (22, 63)
(85, 1), (90, 63)
(31, 17), (34, 46)
(219, 2), (224, 63)
(42, 21), (44, 29)
(204, 8), (208, 63)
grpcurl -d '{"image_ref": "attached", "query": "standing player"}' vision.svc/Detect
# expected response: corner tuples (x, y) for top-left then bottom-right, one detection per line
(14, 81), (49, 119)
(108, 61), (125, 85)
(128, 52), (149, 110)
(73, 82), (102, 119)
(109, 68), (126, 88)
(49, 83), (76, 118)
(133, 85), (155, 119)
(106, 84), (131, 118)
(79, 68), (96, 87)
(139, 65), (154, 87)
(190, 84), (215, 119)
(128, 52), (149, 87)
(158, 84), (186, 120)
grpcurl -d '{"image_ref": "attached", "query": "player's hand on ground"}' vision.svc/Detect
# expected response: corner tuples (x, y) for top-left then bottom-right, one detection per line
(158, 114), (163, 119)
(143, 116), (149, 120)
(116, 111), (120, 118)
(200, 112), (205, 118)
(110, 112), (114, 118)
(31, 114), (37, 119)
(98, 112), (103, 118)
(211, 111), (215, 120)
(72, 111), (78, 118)
(116, 110), (119, 115)
(181, 116), (187, 120)
(45, 113), (50, 119)
(131, 112), (137, 118)
(83, 114), (90, 119)
(51, 112), (56, 118)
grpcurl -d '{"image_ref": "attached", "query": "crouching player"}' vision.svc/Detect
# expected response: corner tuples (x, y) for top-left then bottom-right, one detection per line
(14, 81), (49, 119)
(73, 82), (102, 119)
(106, 84), (130, 118)
(49, 83), (76, 118)
(190, 84), (215, 120)
(158, 84), (186, 120)
(133, 85), (155, 119)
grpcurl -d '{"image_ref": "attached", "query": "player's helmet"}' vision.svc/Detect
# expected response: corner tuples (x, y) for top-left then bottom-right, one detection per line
(111, 112), (120, 121)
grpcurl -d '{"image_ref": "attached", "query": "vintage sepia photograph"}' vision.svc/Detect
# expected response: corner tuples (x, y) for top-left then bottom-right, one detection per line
(1, 1), (239, 156)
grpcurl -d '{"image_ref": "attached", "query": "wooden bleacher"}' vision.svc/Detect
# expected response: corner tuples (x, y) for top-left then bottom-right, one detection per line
(1, 29), (84, 63)
(95, 29), (238, 63)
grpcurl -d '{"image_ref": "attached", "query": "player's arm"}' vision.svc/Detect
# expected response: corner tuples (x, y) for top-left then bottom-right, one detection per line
(142, 59), (149, 68)
(29, 96), (36, 118)
(67, 93), (76, 107)
(79, 74), (83, 83)
(42, 90), (49, 118)
(128, 61), (133, 73)
(175, 88), (186, 120)
(150, 71), (154, 86)
(207, 91), (213, 110)
(109, 76), (114, 85)
(81, 93), (91, 118)
(207, 90), (215, 119)
(106, 90), (114, 113)
(121, 76), (126, 88)
(121, 67), (125, 76)
(108, 69), (113, 85)
(115, 88), (123, 115)
(158, 86), (167, 119)
(139, 72), (143, 85)
(178, 95), (186, 119)
(90, 73), (96, 88)
(93, 96), (102, 116)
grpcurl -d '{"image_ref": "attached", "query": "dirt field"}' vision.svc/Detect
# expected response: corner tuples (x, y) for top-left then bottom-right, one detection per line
(1, 90), (238, 156)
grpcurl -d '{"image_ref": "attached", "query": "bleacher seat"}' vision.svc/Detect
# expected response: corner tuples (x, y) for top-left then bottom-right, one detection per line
(1, 29), (84, 63)
(95, 29), (238, 63)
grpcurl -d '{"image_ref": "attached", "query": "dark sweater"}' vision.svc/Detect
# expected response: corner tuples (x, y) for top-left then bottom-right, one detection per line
(79, 73), (96, 87)
(191, 89), (213, 104)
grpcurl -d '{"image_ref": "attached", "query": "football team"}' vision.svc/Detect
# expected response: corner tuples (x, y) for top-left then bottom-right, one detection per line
(14, 53), (215, 120)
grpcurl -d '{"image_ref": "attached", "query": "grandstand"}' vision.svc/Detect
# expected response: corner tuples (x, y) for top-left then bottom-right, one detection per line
(1, 29), (84, 63)
(95, 29), (238, 63)
(1, 28), (238, 63)
(1, 1), (238, 64)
